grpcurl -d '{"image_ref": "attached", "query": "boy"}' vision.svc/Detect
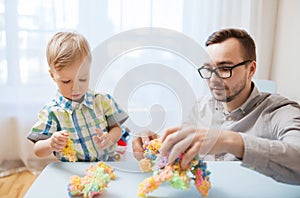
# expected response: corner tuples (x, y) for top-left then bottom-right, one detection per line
(27, 32), (128, 162)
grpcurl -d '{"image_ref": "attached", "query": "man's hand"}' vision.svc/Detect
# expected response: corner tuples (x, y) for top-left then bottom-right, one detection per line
(159, 125), (244, 169)
(159, 126), (205, 168)
(132, 130), (159, 160)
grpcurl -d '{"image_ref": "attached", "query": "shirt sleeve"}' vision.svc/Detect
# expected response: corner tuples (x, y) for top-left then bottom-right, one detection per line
(100, 94), (129, 128)
(240, 103), (300, 185)
(27, 108), (60, 143)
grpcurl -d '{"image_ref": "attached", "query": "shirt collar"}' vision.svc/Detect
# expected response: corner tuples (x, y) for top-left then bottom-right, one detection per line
(219, 82), (262, 117)
(54, 89), (95, 113)
(230, 82), (262, 115)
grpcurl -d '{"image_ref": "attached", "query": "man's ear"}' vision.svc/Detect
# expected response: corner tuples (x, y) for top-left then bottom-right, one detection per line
(249, 61), (256, 78)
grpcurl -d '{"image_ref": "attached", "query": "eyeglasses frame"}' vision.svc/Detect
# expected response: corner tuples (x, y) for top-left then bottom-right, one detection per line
(198, 60), (253, 79)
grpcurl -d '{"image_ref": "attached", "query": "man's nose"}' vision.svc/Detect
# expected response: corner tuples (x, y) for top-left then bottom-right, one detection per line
(210, 71), (221, 82)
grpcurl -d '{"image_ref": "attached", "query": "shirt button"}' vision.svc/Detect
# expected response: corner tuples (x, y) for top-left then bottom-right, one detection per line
(227, 116), (232, 121)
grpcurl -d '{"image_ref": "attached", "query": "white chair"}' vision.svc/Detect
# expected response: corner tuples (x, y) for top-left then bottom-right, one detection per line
(253, 79), (277, 93)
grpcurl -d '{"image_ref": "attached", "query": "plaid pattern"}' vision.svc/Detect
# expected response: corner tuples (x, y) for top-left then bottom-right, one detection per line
(27, 89), (128, 162)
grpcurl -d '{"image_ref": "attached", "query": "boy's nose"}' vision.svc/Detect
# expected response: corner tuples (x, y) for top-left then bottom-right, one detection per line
(72, 82), (80, 91)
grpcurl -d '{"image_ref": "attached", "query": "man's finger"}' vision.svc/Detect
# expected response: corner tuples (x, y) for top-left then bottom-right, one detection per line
(132, 137), (145, 161)
(132, 137), (144, 152)
(181, 141), (200, 169)
(167, 133), (195, 163)
(150, 133), (159, 140)
(159, 126), (194, 156)
(141, 136), (150, 145)
(161, 126), (181, 142)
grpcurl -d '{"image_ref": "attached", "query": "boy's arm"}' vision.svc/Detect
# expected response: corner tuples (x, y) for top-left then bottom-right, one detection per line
(107, 123), (123, 144)
(34, 130), (69, 158)
(34, 138), (53, 157)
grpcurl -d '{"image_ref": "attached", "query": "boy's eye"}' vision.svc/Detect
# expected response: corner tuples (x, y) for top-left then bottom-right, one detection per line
(79, 78), (87, 82)
(62, 80), (70, 84)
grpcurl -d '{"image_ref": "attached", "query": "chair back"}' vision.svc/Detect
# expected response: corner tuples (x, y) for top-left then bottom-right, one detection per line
(253, 79), (277, 93)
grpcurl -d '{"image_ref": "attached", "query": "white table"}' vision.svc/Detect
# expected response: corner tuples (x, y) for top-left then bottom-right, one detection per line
(25, 161), (300, 198)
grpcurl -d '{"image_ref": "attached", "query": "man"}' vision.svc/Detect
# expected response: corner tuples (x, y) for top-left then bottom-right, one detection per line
(132, 28), (300, 184)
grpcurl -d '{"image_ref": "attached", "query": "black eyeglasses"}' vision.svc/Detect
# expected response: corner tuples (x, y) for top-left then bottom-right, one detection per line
(198, 60), (252, 79)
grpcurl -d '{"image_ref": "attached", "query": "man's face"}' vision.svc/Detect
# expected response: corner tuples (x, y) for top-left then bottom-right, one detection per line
(50, 58), (90, 102)
(205, 38), (253, 103)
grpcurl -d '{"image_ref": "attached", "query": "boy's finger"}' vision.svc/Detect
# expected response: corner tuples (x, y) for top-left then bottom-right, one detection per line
(93, 136), (100, 144)
(99, 132), (108, 142)
(95, 128), (104, 136)
(100, 140), (110, 149)
(61, 130), (69, 136)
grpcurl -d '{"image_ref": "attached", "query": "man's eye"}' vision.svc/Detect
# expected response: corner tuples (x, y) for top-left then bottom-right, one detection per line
(218, 67), (230, 72)
(79, 79), (87, 82)
(62, 80), (70, 84)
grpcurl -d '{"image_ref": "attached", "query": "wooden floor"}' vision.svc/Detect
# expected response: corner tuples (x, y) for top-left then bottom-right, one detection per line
(0, 171), (37, 198)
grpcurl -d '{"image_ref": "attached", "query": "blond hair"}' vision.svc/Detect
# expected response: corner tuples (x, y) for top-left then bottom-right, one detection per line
(46, 32), (91, 71)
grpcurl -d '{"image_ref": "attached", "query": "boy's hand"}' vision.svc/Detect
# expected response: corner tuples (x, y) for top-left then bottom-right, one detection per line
(93, 128), (113, 150)
(50, 130), (69, 152)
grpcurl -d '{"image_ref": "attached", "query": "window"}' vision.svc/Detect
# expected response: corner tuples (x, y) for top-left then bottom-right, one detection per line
(0, 0), (79, 87)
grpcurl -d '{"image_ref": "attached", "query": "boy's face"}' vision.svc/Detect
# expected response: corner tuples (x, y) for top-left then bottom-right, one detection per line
(49, 58), (90, 102)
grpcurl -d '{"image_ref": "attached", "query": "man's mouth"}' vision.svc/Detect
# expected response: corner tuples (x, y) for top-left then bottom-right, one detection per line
(210, 86), (225, 91)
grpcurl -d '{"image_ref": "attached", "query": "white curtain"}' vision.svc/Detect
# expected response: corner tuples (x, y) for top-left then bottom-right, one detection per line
(0, 0), (278, 176)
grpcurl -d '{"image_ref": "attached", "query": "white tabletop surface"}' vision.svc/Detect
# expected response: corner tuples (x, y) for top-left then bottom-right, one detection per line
(25, 160), (300, 198)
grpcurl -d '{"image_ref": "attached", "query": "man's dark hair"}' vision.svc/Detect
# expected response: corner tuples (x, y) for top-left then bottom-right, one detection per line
(205, 28), (256, 61)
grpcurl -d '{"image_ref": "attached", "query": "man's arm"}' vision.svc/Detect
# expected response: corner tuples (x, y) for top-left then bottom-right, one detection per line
(240, 132), (300, 185)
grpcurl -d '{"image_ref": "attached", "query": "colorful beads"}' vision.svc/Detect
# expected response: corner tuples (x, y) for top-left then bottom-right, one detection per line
(62, 138), (76, 162)
(138, 139), (211, 197)
(68, 162), (115, 198)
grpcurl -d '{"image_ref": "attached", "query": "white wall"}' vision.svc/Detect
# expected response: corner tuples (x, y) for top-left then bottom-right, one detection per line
(271, 0), (300, 103)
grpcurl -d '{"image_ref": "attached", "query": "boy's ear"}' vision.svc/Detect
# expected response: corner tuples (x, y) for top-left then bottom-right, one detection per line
(48, 69), (55, 81)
